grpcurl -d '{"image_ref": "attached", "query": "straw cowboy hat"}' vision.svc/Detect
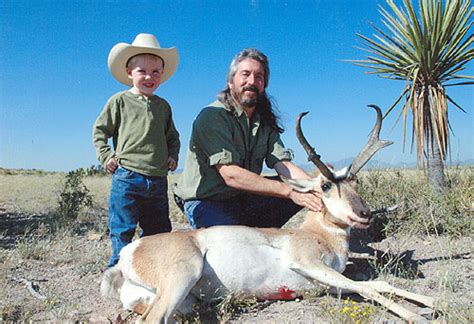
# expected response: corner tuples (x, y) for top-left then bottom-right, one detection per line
(108, 33), (179, 86)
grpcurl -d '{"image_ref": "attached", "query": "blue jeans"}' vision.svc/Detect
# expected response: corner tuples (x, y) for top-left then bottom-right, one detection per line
(108, 166), (171, 267)
(184, 193), (302, 229)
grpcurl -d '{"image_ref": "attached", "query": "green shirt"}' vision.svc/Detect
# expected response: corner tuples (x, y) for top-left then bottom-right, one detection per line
(92, 91), (180, 177)
(176, 100), (292, 201)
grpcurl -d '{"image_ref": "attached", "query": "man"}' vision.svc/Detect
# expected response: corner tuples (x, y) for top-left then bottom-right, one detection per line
(175, 48), (322, 228)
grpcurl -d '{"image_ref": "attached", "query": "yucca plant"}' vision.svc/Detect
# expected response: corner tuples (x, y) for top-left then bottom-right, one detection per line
(353, 0), (473, 191)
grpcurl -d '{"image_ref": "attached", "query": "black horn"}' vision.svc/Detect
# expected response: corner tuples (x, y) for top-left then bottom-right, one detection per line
(296, 112), (337, 182)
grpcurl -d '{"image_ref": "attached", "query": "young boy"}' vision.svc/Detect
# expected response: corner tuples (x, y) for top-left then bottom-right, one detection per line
(92, 33), (180, 267)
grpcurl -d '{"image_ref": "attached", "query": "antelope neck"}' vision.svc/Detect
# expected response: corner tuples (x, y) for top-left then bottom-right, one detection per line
(300, 210), (350, 248)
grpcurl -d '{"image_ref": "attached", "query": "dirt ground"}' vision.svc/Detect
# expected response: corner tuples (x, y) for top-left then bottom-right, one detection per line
(1, 208), (473, 323)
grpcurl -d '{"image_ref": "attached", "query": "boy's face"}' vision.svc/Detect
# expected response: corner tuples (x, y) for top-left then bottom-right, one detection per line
(126, 55), (164, 96)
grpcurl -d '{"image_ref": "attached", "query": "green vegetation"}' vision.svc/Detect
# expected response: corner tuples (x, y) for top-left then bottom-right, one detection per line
(56, 169), (93, 226)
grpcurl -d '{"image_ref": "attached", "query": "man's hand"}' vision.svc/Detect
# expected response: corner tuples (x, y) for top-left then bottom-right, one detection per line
(288, 190), (323, 212)
(273, 161), (323, 211)
(106, 157), (119, 174)
(168, 157), (177, 171)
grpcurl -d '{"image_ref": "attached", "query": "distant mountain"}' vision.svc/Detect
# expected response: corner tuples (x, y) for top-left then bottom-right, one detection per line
(297, 158), (410, 172)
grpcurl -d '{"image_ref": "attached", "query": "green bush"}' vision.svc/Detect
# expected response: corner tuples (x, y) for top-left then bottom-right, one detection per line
(56, 169), (93, 225)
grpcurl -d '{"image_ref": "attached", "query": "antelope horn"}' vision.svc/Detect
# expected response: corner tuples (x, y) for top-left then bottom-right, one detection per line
(296, 112), (336, 182)
(348, 105), (393, 175)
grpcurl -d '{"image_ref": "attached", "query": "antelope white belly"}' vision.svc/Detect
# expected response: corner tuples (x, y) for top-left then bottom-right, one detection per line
(192, 226), (315, 300)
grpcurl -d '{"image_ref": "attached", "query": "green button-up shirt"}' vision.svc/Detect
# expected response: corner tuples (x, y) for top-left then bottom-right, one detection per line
(176, 100), (292, 201)
(92, 91), (180, 176)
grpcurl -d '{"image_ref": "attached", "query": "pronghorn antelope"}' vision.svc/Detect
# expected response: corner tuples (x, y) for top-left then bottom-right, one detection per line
(101, 105), (435, 323)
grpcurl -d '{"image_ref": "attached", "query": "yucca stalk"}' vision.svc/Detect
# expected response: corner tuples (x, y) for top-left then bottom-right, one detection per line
(352, 0), (473, 191)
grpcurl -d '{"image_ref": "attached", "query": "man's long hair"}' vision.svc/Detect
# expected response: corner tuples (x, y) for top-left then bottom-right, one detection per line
(217, 48), (284, 133)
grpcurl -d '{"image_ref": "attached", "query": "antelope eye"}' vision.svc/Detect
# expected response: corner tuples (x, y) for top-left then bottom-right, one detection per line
(321, 183), (331, 192)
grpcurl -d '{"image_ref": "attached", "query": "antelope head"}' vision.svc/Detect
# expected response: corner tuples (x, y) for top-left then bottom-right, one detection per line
(289, 105), (393, 229)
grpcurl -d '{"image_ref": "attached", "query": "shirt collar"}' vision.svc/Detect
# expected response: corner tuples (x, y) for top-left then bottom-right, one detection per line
(126, 90), (158, 101)
(210, 99), (261, 135)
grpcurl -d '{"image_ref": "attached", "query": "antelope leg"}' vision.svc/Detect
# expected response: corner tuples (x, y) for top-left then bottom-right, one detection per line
(290, 262), (427, 322)
(360, 280), (435, 308)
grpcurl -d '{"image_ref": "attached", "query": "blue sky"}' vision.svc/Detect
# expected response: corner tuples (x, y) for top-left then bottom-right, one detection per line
(1, 0), (472, 172)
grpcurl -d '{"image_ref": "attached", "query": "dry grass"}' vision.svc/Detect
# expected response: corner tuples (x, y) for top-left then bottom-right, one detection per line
(0, 172), (63, 215)
(357, 166), (473, 237)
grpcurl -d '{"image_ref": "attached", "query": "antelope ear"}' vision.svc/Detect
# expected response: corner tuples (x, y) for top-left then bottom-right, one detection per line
(281, 176), (318, 193)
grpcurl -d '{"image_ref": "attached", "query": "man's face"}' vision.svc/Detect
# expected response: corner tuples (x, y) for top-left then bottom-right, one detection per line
(228, 58), (265, 108)
(126, 55), (164, 96)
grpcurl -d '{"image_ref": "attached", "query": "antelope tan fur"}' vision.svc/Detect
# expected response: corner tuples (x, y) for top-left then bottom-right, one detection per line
(101, 106), (435, 323)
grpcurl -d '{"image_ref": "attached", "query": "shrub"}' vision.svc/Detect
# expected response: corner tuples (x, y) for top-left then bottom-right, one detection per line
(56, 169), (93, 225)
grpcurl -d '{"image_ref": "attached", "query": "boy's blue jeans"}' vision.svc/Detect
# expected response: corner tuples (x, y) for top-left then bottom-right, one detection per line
(108, 166), (171, 267)
(184, 193), (302, 229)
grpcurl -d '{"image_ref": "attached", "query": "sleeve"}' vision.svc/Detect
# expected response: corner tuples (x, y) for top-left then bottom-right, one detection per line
(193, 107), (241, 166)
(92, 95), (120, 167)
(265, 130), (293, 169)
(165, 105), (180, 162)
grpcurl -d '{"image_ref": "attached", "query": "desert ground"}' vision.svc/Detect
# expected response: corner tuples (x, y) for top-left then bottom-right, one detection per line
(1, 168), (473, 322)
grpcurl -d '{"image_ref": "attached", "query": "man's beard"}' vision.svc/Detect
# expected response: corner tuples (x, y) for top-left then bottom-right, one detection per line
(238, 85), (260, 108)
(240, 97), (258, 107)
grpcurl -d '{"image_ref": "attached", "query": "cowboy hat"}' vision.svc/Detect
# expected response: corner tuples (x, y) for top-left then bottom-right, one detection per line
(108, 33), (178, 86)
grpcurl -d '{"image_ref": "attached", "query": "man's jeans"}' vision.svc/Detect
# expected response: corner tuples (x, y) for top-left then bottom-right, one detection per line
(108, 166), (171, 267)
(184, 194), (302, 229)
